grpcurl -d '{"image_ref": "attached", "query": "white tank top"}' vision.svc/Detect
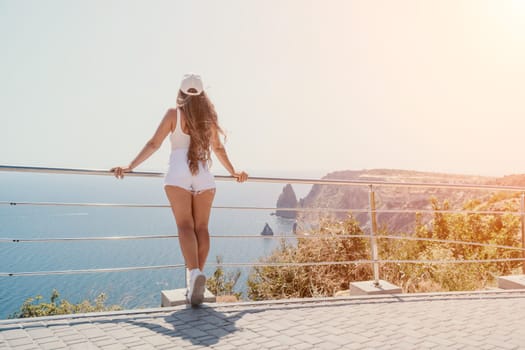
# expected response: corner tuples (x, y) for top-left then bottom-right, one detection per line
(170, 108), (190, 150)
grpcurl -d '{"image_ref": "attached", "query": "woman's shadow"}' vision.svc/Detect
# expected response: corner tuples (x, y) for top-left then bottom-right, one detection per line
(125, 304), (264, 346)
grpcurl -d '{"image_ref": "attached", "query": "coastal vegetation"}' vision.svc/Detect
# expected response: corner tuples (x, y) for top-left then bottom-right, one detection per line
(9, 289), (122, 318)
(206, 255), (242, 299)
(248, 193), (523, 299)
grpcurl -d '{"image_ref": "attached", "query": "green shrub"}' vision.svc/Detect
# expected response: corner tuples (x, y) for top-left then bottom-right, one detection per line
(9, 289), (122, 319)
(206, 255), (242, 299)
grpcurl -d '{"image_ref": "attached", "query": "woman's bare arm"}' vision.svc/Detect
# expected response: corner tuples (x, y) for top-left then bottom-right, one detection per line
(211, 127), (248, 182)
(111, 109), (175, 179)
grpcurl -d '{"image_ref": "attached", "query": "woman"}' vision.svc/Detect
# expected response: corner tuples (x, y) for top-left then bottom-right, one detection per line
(111, 73), (248, 306)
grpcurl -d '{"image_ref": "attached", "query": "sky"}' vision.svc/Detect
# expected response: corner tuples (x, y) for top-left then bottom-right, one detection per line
(1, 0), (525, 178)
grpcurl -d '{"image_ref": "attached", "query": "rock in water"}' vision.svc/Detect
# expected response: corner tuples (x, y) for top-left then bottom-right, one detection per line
(261, 223), (274, 235)
(276, 184), (298, 219)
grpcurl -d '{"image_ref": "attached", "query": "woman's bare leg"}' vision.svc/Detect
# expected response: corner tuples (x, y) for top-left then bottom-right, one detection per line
(164, 185), (199, 270)
(192, 189), (215, 270)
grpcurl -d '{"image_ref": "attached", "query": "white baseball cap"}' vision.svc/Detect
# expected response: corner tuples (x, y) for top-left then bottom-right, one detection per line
(180, 73), (204, 96)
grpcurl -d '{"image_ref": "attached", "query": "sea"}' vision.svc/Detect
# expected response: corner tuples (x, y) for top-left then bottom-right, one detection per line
(0, 171), (313, 319)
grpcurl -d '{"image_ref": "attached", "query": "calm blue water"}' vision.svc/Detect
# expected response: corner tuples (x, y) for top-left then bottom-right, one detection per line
(0, 172), (310, 319)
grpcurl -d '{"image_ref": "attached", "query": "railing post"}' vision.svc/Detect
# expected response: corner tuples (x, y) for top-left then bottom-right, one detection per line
(368, 185), (380, 287)
(520, 192), (525, 274)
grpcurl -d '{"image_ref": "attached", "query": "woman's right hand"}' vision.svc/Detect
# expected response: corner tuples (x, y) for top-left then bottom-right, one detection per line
(232, 171), (248, 183)
(110, 166), (132, 179)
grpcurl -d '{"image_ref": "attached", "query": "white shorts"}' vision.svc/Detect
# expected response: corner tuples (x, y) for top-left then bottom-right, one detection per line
(164, 149), (216, 193)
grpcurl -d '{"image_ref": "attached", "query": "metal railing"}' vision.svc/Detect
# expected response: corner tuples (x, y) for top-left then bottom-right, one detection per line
(2, 165), (525, 287)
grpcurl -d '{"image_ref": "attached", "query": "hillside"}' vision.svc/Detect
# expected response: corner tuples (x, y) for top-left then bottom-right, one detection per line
(296, 169), (525, 233)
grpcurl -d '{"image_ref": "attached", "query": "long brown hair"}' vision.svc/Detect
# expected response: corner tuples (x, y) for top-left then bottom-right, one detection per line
(177, 90), (223, 175)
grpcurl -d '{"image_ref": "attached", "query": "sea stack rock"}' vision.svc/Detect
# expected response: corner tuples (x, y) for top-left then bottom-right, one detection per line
(276, 184), (298, 219)
(261, 223), (274, 236)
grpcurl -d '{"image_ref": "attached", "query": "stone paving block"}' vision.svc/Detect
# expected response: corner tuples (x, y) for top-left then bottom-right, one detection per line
(204, 327), (230, 339)
(210, 344), (237, 350)
(299, 318), (321, 326)
(120, 336), (147, 345)
(418, 341), (440, 349)
(128, 327), (154, 337)
(100, 344), (127, 350)
(7, 337), (34, 347)
(454, 336), (485, 348)
(321, 326), (347, 336)
(273, 334), (303, 346)
(423, 335), (456, 347)
(59, 334), (87, 344)
(141, 334), (172, 347)
(93, 337), (119, 347)
(3, 345), (39, 350)
(342, 333), (371, 344)
(255, 329), (280, 338)
(400, 329), (426, 339)
(38, 340), (68, 350)
(156, 344), (182, 350)
(102, 328), (131, 340)
(327, 335), (353, 346)
(48, 327), (78, 337)
(342, 343), (366, 350)
(272, 346), (295, 350)
(314, 341), (342, 350)
(260, 340), (288, 349)
(396, 336), (425, 346)
(296, 333), (324, 345)
(485, 339), (519, 350)
(25, 328), (56, 341)
(250, 335), (273, 344)
(236, 329), (259, 339)
(196, 334), (221, 345)
(127, 342), (157, 349)
(68, 343), (98, 350)
(36, 334), (64, 345)
(464, 346), (486, 350)
(226, 337), (252, 347)
(78, 327), (108, 339)
(179, 327), (209, 338)
(238, 343), (264, 350)
(292, 343), (315, 350)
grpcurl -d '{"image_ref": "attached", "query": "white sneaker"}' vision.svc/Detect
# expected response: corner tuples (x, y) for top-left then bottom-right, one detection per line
(188, 271), (206, 306)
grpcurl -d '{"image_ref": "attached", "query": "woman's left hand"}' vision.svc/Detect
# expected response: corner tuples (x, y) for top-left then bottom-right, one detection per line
(110, 166), (132, 179)
(232, 171), (248, 183)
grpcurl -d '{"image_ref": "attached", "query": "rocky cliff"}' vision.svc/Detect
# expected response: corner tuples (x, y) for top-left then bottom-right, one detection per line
(297, 169), (525, 233)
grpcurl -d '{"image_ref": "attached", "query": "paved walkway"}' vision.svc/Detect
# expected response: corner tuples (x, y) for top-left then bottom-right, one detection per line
(1, 290), (525, 349)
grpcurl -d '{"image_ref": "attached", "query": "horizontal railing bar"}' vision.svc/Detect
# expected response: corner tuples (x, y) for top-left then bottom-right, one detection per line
(376, 209), (521, 215)
(376, 234), (525, 251)
(0, 235), (180, 242)
(0, 264), (186, 277)
(220, 258), (525, 266)
(2, 234), (524, 252)
(0, 165), (164, 178)
(1, 201), (521, 216)
(0, 201), (364, 213)
(2, 165), (525, 192)
(3, 257), (525, 277)
(1, 201), (169, 208)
